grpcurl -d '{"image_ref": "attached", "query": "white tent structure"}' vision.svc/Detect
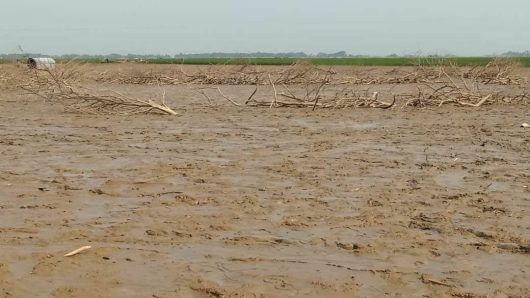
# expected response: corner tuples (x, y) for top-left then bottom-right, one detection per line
(27, 57), (56, 70)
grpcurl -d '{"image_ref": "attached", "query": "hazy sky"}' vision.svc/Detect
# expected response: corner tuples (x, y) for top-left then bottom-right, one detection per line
(1, 0), (528, 56)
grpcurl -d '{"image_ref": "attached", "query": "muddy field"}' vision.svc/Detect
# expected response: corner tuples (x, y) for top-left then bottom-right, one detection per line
(1, 64), (529, 297)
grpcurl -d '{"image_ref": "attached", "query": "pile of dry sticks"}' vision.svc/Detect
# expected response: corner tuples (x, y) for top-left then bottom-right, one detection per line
(12, 58), (529, 115)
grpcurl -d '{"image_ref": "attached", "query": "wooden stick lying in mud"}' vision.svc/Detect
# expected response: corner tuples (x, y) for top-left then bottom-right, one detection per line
(456, 94), (491, 107)
(64, 245), (91, 257)
(215, 87), (241, 106)
(245, 86), (258, 104)
(268, 74), (278, 108)
(421, 275), (453, 287)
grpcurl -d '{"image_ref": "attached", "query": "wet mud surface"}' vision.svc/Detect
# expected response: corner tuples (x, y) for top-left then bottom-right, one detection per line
(0, 65), (529, 297)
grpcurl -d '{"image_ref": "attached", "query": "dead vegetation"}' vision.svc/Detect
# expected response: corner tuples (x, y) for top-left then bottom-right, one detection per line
(245, 76), (396, 109)
(3, 58), (529, 114)
(463, 58), (525, 85)
(91, 58), (526, 87)
(17, 64), (177, 115)
(196, 61), (528, 109)
(399, 70), (530, 108)
(94, 61), (334, 86)
(342, 66), (447, 85)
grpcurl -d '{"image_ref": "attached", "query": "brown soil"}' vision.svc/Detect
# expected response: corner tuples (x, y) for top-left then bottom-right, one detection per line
(1, 64), (529, 298)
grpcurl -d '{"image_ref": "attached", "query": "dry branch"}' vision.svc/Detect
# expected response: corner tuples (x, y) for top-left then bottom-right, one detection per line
(268, 74), (278, 108)
(186, 84), (241, 106)
(20, 67), (177, 115)
(463, 58), (525, 85)
(399, 71), (529, 108)
(90, 57), (525, 89)
(94, 62), (336, 86)
(246, 82), (395, 110)
(64, 245), (91, 257)
(13, 60), (528, 113)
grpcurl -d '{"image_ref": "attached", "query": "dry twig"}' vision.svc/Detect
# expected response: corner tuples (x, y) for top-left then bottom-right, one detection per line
(64, 245), (92, 257)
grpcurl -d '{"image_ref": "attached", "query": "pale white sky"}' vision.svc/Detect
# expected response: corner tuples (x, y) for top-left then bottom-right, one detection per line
(0, 0), (528, 55)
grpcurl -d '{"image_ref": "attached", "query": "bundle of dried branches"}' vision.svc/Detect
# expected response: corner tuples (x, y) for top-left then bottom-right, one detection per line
(20, 67), (177, 115)
(180, 65), (264, 85)
(246, 90), (395, 109)
(331, 64), (449, 85)
(400, 70), (529, 108)
(94, 62), (337, 86)
(95, 66), (265, 86)
(246, 75), (395, 110)
(95, 70), (180, 85)
(343, 72), (445, 85)
(92, 62), (453, 88)
(463, 58), (524, 85)
(271, 61), (336, 85)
